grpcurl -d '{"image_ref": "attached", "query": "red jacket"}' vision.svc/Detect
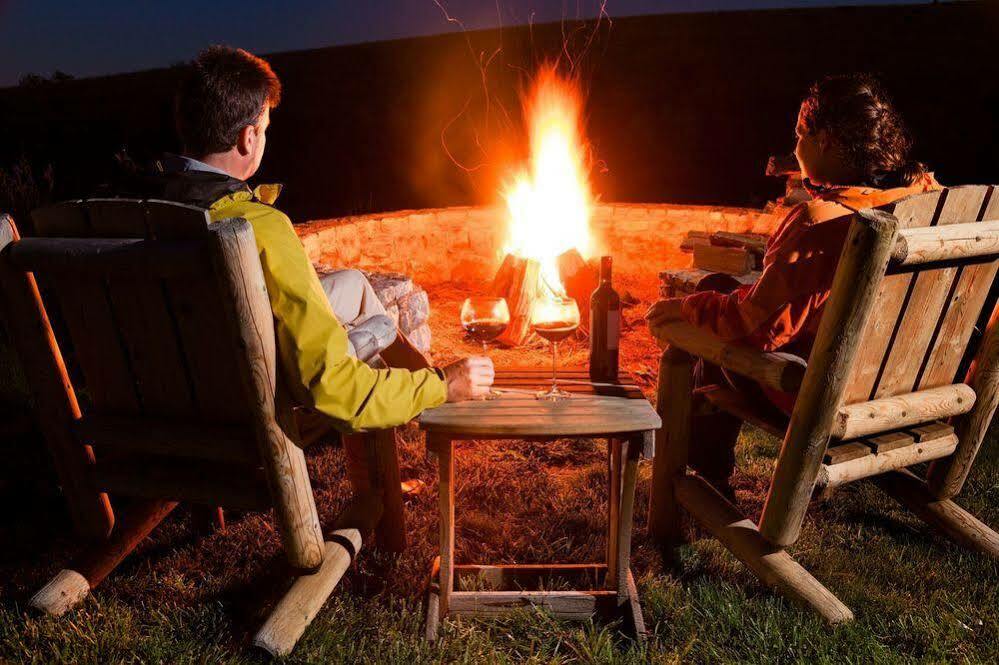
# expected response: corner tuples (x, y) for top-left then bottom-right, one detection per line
(681, 176), (940, 410)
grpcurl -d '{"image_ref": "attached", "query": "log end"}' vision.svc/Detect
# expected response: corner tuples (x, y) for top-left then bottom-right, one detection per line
(29, 569), (91, 616)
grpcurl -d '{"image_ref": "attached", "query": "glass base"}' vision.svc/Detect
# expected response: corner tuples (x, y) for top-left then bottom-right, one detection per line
(535, 386), (572, 401)
(483, 389), (502, 400)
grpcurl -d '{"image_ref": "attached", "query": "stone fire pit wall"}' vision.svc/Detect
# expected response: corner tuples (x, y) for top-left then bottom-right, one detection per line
(296, 203), (777, 288)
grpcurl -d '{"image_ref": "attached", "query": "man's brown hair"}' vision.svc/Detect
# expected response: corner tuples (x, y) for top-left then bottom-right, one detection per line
(175, 45), (281, 158)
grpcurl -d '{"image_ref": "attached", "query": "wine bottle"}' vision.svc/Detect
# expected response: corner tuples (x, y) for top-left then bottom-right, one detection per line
(589, 256), (620, 382)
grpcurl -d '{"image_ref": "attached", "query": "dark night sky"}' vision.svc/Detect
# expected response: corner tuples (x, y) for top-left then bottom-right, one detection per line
(0, 0), (942, 87)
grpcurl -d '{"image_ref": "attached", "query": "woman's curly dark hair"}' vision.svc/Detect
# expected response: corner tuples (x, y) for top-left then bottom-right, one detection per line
(800, 73), (926, 188)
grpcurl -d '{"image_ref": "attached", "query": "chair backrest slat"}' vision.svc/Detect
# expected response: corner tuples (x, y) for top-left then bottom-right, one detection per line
(28, 199), (253, 424)
(842, 186), (998, 404)
(49, 274), (142, 413)
(841, 190), (945, 403)
(916, 188), (999, 390)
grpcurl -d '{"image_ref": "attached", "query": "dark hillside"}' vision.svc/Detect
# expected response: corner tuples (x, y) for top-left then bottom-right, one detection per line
(1, 2), (997, 223)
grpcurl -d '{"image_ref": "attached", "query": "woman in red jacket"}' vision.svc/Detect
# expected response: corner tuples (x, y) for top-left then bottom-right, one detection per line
(647, 73), (940, 493)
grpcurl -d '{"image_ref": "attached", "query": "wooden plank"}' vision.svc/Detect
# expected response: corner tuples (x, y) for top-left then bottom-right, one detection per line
(823, 442), (870, 465)
(454, 564), (606, 590)
(143, 199), (211, 240)
(0, 216), (114, 539)
(615, 439), (640, 599)
(693, 243), (754, 275)
(676, 473), (853, 624)
(253, 495), (382, 657)
(447, 590), (612, 619)
(652, 321), (806, 393)
(164, 273), (250, 423)
(74, 415), (257, 463)
(875, 187), (991, 397)
(918, 187), (999, 389)
(865, 431), (914, 454)
(50, 276), (141, 413)
(843, 191), (944, 403)
(760, 210), (899, 547)
(910, 422), (954, 443)
(893, 219), (999, 266)
(831, 383), (975, 440)
(86, 201), (196, 417)
(93, 457), (270, 510)
(212, 219), (324, 570)
(29, 499), (176, 616)
(875, 469), (999, 558)
(435, 434), (455, 618)
(419, 394), (661, 437)
(31, 201), (90, 236)
(648, 347), (693, 548)
(254, 530), (362, 657)
(607, 438), (622, 590)
(818, 433), (957, 489)
(928, 289), (999, 498)
(8, 238), (210, 278)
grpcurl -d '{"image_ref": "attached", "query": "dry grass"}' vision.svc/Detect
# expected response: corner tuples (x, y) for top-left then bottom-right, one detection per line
(3, 276), (999, 663)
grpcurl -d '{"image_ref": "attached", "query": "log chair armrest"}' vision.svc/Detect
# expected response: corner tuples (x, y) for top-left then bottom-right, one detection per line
(650, 320), (806, 393)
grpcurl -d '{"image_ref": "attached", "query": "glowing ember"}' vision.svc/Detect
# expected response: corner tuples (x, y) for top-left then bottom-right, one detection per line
(503, 66), (593, 301)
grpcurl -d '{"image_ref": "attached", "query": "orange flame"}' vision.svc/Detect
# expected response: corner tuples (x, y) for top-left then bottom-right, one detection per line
(503, 67), (592, 298)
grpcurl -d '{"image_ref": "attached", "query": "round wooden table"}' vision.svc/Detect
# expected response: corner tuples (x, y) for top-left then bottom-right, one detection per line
(418, 367), (661, 641)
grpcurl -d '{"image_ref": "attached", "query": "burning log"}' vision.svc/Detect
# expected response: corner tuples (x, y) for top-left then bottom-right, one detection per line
(556, 248), (599, 331)
(489, 248), (598, 347)
(490, 254), (542, 346)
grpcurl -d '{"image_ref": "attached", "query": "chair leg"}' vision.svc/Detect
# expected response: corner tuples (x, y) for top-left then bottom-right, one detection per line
(191, 505), (226, 534)
(874, 469), (999, 558)
(649, 347), (694, 547)
(30, 499), (177, 616)
(675, 473), (853, 625)
(370, 428), (406, 553)
(254, 495), (382, 657)
(344, 429), (407, 553)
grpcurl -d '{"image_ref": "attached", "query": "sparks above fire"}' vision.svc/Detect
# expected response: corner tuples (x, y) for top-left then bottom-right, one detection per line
(491, 67), (600, 346)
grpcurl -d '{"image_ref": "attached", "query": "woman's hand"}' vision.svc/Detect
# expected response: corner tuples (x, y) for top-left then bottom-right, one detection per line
(645, 298), (685, 328)
(442, 356), (495, 402)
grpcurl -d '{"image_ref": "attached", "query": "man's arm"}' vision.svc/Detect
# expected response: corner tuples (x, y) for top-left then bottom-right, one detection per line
(235, 203), (452, 431)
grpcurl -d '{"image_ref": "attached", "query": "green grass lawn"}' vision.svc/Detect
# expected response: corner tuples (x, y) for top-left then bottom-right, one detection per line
(3, 421), (998, 664)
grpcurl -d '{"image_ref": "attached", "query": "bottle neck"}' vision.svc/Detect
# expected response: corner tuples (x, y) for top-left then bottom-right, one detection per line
(599, 256), (613, 284)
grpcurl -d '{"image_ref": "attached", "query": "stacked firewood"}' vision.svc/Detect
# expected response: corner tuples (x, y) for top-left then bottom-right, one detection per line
(366, 272), (431, 354)
(660, 231), (768, 298)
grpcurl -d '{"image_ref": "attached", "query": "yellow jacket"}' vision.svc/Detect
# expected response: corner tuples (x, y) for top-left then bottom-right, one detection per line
(208, 189), (447, 432)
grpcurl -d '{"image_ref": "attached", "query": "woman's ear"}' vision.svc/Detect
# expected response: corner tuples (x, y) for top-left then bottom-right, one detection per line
(236, 124), (256, 157)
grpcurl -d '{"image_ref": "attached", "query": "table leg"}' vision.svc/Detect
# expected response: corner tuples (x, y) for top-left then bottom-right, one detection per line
(435, 434), (455, 619)
(606, 438), (622, 590)
(616, 437), (640, 599)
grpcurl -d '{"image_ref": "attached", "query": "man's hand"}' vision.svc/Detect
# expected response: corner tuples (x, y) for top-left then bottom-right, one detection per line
(645, 298), (685, 328)
(442, 356), (495, 402)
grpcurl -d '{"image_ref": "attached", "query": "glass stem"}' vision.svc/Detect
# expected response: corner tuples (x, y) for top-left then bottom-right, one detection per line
(551, 341), (558, 391)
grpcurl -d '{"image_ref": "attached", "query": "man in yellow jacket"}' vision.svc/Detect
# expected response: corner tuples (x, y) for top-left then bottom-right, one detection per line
(114, 46), (493, 483)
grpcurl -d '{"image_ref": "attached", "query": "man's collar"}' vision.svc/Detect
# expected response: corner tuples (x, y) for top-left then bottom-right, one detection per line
(161, 153), (233, 178)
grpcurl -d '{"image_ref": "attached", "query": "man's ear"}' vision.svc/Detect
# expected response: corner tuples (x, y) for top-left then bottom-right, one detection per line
(236, 124), (256, 157)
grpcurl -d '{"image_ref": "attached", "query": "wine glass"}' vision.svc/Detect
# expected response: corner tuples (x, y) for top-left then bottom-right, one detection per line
(530, 296), (580, 401)
(461, 296), (510, 400)
(460, 297), (510, 351)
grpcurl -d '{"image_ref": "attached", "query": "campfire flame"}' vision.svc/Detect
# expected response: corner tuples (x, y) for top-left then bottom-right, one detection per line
(503, 67), (593, 299)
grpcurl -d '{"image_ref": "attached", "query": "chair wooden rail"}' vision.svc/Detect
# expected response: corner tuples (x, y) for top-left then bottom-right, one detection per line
(0, 199), (405, 656)
(650, 321), (806, 393)
(648, 185), (999, 623)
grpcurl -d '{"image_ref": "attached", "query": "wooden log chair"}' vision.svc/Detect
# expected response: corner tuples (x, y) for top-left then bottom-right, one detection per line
(0, 199), (407, 656)
(648, 185), (999, 623)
